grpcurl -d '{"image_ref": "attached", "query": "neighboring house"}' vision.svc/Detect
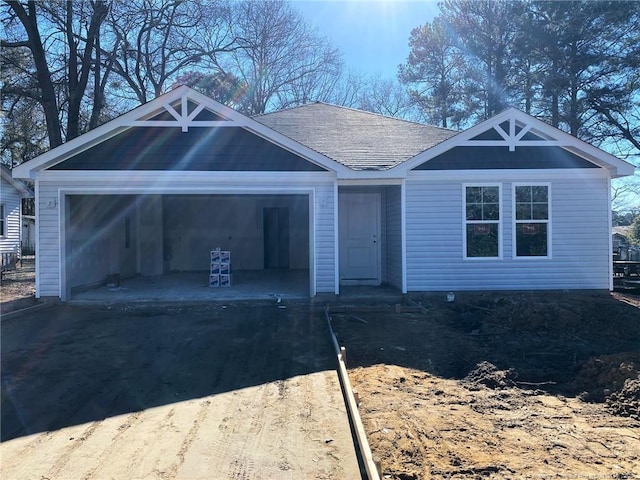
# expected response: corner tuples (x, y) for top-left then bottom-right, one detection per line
(1, 164), (33, 273)
(613, 226), (638, 262)
(12, 86), (636, 300)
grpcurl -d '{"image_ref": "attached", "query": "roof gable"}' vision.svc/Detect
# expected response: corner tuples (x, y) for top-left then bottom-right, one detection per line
(401, 108), (635, 178)
(13, 86), (346, 178)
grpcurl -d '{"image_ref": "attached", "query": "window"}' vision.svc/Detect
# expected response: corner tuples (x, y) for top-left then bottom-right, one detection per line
(514, 185), (550, 257)
(0, 204), (5, 236)
(464, 185), (501, 258)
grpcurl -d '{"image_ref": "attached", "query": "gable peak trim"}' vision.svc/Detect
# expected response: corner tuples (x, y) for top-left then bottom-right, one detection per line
(465, 109), (562, 152)
(123, 87), (246, 132)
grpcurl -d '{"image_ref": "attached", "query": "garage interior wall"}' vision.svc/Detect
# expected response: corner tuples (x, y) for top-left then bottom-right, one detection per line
(66, 195), (138, 290)
(162, 194), (309, 272)
(65, 193), (310, 292)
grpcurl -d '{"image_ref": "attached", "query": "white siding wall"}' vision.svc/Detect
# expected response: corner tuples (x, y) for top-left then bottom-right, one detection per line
(385, 186), (403, 289)
(0, 177), (22, 255)
(405, 174), (611, 291)
(36, 176), (337, 299)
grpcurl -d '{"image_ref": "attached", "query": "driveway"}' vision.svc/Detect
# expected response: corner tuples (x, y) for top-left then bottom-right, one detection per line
(1, 302), (361, 479)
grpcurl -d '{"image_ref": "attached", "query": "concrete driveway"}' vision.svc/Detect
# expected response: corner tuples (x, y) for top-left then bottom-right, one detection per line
(1, 302), (361, 479)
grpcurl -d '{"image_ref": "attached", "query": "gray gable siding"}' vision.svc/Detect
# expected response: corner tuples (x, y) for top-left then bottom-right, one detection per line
(414, 146), (599, 170)
(405, 176), (610, 291)
(50, 127), (327, 172)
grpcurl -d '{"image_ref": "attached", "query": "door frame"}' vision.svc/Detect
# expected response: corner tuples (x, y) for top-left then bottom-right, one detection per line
(338, 191), (382, 286)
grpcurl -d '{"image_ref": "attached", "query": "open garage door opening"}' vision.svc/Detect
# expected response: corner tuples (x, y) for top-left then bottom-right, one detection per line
(63, 193), (312, 301)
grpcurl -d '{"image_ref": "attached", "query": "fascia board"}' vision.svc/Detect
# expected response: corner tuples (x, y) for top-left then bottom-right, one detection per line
(2, 168), (33, 196)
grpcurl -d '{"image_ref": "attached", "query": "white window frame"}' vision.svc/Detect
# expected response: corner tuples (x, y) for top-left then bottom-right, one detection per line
(463, 183), (502, 260)
(512, 183), (552, 259)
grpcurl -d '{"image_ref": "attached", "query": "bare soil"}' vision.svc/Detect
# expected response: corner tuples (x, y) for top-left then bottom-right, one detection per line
(1, 302), (361, 479)
(0, 256), (38, 314)
(330, 292), (640, 479)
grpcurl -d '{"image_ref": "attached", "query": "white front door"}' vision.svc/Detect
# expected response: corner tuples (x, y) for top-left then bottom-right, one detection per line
(339, 192), (381, 285)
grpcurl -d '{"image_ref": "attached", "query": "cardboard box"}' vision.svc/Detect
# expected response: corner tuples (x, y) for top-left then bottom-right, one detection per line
(220, 274), (231, 287)
(210, 263), (230, 275)
(210, 249), (221, 263)
(209, 274), (220, 287)
(220, 251), (231, 263)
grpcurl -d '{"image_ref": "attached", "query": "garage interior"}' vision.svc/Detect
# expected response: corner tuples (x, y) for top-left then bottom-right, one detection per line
(64, 193), (311, 301)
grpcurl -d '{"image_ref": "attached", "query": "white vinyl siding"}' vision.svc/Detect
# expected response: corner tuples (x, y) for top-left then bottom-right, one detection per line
(0, 178), (22, 254)
(405, 175), (611, 291)
(385, 186), (403, 289)
(35, 175), (337, 299)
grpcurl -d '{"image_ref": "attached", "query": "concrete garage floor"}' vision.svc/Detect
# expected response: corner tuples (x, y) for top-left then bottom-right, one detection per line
(70, 270), (404, 304)
(1, 303), (362, 479)
(72, 270), (311, 302)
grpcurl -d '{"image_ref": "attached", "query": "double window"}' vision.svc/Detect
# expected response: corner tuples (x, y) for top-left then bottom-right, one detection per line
(464, 184), (550, 259)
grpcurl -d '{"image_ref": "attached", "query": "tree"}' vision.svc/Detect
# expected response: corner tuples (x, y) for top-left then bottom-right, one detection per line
(627, 214), (640, 245)
(2, 1), (109, 147)
(173, 71), (249, 112)
(440, 0), (524, 119)
(354, 75), (419, 120)
(398, 17), (467, 128)
(223, 0), (343, 114)
(103, 0), (236, 105)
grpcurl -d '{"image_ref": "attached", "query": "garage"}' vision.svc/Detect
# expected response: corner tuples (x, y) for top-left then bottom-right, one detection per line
(63, 192), (312, 301)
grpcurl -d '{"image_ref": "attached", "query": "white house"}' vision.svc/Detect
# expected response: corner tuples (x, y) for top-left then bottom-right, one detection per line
(12, 86), (635, 300)
(1, 164), (33, 272)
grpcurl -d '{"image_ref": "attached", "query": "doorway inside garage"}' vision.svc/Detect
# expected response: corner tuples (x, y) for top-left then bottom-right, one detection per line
(62, 193), (312, 301)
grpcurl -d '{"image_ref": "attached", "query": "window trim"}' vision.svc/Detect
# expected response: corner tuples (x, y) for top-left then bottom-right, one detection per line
(463, 183), (503, 260)
(512, 183), (552, 259)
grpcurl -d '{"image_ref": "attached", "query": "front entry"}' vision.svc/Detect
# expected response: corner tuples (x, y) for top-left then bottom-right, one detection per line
(339, 192), (381, 285)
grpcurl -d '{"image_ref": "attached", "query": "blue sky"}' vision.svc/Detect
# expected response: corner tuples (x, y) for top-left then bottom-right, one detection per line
(292, 0), (439, 78)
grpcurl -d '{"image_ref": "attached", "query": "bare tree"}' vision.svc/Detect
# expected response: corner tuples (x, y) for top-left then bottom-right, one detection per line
(224, 0), (343, 114)
(2, 1), (108, 147)
(103, 0), (236, 104)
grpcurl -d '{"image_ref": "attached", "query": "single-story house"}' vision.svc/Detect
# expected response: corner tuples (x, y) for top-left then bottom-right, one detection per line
(1, 164), (33, 273)
(613, 226), (639, 262)
(13, 86), (635, 300)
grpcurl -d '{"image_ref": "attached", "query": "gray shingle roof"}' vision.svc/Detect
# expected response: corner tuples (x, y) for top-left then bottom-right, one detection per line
(254, 103), (458, 171)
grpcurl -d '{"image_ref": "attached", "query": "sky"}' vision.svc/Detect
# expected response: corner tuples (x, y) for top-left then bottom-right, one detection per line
(292, 0), (439, 78)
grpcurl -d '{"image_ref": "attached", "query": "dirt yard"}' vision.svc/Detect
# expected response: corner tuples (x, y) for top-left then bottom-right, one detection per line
(330, 292), (640, 479)
(0, 255), (38, 314)
(1, 303), (361, 479)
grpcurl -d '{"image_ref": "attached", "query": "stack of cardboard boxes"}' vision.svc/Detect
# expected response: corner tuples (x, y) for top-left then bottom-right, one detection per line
(209, 248), (231, 287)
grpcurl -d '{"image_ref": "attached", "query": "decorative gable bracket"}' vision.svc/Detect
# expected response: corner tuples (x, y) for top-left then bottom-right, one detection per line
(122, 91), (245, 132)
(465, 115), (563, 152)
